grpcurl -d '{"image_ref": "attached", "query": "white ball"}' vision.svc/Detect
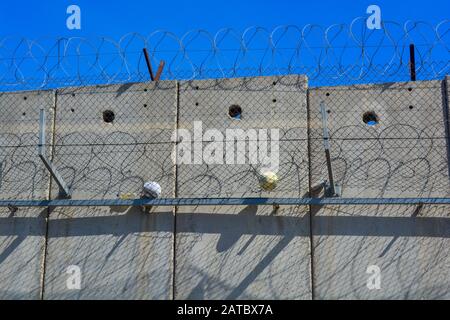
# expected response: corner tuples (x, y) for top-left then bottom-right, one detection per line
(143, 181), (161, 198)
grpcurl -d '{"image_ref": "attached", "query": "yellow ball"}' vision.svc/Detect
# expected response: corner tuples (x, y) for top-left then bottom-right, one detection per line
(258, 171), (278, 191)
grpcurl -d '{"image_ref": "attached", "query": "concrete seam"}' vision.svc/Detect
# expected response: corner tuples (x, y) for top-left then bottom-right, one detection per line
(39, 89), (57, 300)
(172, 81), (180, 300)
(306, 85), (315, 300)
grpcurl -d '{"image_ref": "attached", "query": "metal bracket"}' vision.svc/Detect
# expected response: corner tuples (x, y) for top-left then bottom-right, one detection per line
(38, 109), (71, 198)
(143, 48), (165, 82)
(7, 204), (18, 215)
(409, 43), (416, 81)
(322, 181), (341, 197)
(320, 101), (338, 197)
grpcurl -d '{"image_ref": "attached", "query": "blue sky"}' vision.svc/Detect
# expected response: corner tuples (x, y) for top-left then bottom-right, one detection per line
(0, 0), (448, 37)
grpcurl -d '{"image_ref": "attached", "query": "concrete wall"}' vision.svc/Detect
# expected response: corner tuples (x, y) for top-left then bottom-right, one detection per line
(175, 76), (311, 299)
(44, 82), (177, 299)
(308, 80), (450, 299)
(0, 90), (53, 299)
(0, 76), (448, 299)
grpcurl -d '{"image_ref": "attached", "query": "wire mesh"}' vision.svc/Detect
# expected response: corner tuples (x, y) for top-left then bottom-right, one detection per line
(176, 76), (309, 199)
(0, 90), (54, 201)
(0, 19), (449, 206)
(0, 75), (448, 205)
(309, 80), (450, 199)
(49, 81), (177, 201)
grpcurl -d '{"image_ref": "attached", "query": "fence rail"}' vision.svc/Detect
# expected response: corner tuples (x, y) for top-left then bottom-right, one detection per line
(2, 197), (450, 208)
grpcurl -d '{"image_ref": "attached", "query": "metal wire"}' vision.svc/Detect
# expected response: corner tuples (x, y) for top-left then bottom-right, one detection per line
(0, 18), (449, 91)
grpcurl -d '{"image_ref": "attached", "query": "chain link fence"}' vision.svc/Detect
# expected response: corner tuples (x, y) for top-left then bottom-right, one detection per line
(0, 90), (54, 200)
(0, 19), (449, 205)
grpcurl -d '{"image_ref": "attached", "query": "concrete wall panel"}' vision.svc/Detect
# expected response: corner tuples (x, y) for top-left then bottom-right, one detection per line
(0, 90), (54, 299)
(43, 82), (177, 299)
(308, 80), (450, 299)
(175, 76), (312, 299)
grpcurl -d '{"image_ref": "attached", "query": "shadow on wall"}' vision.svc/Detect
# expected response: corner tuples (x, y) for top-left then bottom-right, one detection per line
(0, 203), (449, 299)
(0, 208), (47, 299)
(1, 205), (449, 238)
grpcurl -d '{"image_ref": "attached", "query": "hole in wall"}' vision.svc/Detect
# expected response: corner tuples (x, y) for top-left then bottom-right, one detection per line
(228, 104), (242, 120)
(103, 110), (115, 123)
(362, 111), (379, 126)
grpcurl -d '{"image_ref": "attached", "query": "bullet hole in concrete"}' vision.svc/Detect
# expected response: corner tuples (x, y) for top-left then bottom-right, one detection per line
(362, 111), (379, 126)
(229, 104), (242, 120)
(103, 110), (115, 123)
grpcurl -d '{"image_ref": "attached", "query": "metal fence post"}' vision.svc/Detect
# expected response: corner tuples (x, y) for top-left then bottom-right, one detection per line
(320, 101), (336, 196)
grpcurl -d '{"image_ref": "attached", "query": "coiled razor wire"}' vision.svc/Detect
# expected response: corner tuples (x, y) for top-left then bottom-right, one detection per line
(0, 17), (449, 91)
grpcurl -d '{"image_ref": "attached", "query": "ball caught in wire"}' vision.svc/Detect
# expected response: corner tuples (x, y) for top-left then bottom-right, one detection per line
(258, 171), (278, 191)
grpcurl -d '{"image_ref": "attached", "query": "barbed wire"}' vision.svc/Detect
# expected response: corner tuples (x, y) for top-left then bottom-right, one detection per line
(0, 17), (449, 91)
